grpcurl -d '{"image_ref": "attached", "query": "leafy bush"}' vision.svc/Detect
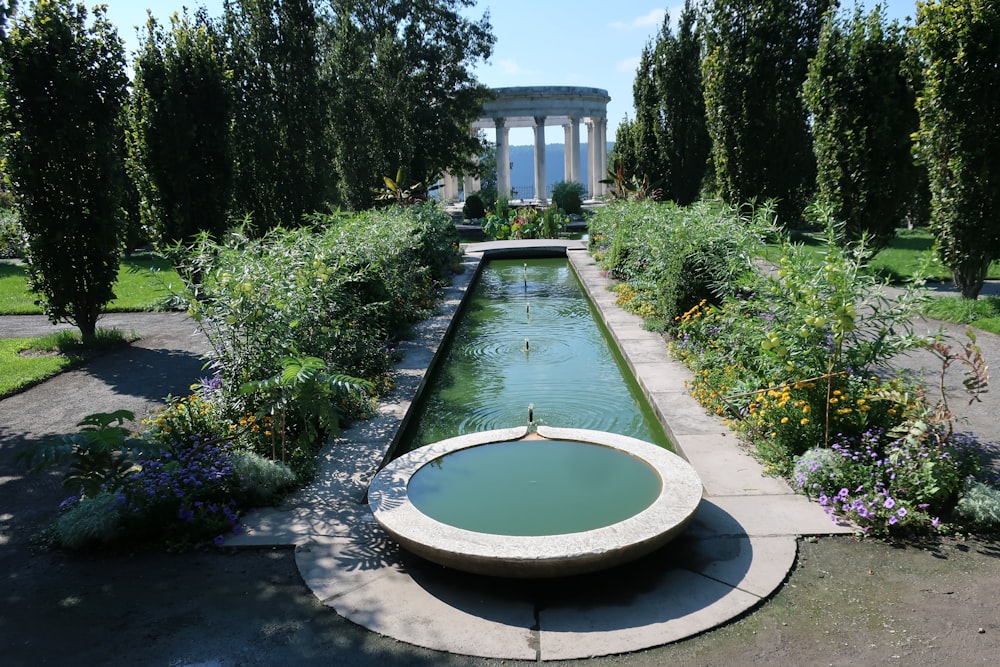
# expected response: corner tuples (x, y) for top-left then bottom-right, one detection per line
(462, 193), (486, 219)
(589, 199), (770, 328)
(481, 203), (567, 241)
(182, 203), (460, 460)
(230, 450), (297, 506)
(0, 207), (25, 259)
(550, 180), (585, 215)
(955, 478), (1000, 529)
(56, 492), (123, 551)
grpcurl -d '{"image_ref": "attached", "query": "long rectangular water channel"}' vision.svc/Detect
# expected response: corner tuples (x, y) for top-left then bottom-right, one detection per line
(398, 256), (672, 453)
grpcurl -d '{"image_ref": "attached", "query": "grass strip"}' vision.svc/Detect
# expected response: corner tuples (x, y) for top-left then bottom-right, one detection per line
(0, 328), (134, 398)
(0, 253), (184, 315)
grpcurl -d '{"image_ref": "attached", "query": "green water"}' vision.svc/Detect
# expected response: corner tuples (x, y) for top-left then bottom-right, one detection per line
(401, 257), (671, 451)
(407, 439), (661, 536)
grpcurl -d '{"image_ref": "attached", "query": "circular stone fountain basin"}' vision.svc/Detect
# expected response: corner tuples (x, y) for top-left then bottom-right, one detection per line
(368, 426), (703, 578)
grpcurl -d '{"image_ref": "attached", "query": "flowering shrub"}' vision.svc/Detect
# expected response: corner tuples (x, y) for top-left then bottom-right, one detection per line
(599, 201), (993, 535)
(794, 427), (979, 533)
(181, 204), (459, 464)
(52, 424), (297, 551)
(144, 393), (226, 445)
(671, 218), (929, 469)
(120, 435), (242, 546)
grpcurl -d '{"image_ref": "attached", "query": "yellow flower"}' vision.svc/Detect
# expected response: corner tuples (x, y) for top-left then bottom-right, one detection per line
(800, 418), (810, 425)
(802, 405), (811, 414)
(780, 417), (789, 424)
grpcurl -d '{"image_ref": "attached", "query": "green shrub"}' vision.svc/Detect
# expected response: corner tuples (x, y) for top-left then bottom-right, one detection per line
(56, 492), (123, 551)
(589, 199), (769, 325)
(182, 203), (460, 457)
(955, 478), (1000, 529)
(231, 450), (297, 505)
(0, 207), (25, 259)
(551, 180), (585, 215)
(462, 193), (486, 219)
(792, 447), (844, 496)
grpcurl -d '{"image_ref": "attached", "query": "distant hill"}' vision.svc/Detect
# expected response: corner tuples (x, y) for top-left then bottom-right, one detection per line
(506, 143), (612, 199)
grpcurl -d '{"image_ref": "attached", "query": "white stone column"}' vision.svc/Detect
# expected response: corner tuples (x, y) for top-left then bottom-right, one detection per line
(586, 119), (598, 198)
(495, 118), (510, 200)
(441, 173), (459, 201)
(533, 115), (547, 203)
(463, 174), (480, 196)
(563, 123), (573, 182)
(597, 118), (608, 197)
(568, 116), (581, 185)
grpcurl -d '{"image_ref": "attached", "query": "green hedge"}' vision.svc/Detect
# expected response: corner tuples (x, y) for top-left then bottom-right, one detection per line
(184, 203), (460, 440)
(587, 199), (770, 329)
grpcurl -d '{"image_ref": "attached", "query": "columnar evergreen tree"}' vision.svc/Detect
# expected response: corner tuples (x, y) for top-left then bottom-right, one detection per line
(804, 6), (921, 250)
(0, 0), (127, 341)
(651, 1), (709, 205)
(224, 0), (331, 232)
(608, 116), (639, 181)
(912, 0), (1000, 299)
(631, 44), (662, 185)
(702, 0), (830, 224)
(128, 9), (233, 251)
(326, 0), (494, 210)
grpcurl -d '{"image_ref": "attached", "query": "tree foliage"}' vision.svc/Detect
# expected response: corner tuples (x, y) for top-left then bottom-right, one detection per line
(630, 44), (661, 186)
(128, 8), (233, 251)
(702, 0), (830, 224)
(804, 6), (922, 250)
(627, 2), (709, 205)
(912, 0), (1000, 299)
(651, 2), (709, 205)
(0, 0), (127, 340)
(326, 0), (494, 210)
(224, 0), (331, 232)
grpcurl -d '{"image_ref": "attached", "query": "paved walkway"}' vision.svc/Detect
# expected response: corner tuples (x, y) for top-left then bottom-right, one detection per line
(2, 245), (998, 661)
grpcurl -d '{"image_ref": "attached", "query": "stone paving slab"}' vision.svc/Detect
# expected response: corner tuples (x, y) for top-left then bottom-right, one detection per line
(536, 568), (762, 660)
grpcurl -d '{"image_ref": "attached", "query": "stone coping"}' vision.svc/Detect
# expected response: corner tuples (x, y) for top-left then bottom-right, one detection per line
(368, 426), (703, 578)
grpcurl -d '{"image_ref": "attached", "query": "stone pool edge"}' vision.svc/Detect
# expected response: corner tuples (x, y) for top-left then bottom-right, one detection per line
(227, 239), (855, 661)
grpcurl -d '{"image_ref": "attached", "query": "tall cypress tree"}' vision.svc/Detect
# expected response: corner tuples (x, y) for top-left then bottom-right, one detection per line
(128, 8), (234, 252)
(702, 0), (830, 224)
(652, 1), (709, 205)
(0, 0), (127, 341)
(804, 6), (921, 250)
(224, 0), (331, 231)
(912, 0), (1000, 299)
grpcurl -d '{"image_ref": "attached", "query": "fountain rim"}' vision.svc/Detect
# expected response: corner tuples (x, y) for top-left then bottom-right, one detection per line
(368, 425), (704, 578)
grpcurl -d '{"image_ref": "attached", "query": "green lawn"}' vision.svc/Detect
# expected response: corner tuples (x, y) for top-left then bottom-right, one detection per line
(0, 328), (134, 398)
(0, 253), (184, 315)
(0, 336), (76, 396)
(0, 254), (173, 397)
(772, 227), (1000, 334)
(781, 227), (1000, 282)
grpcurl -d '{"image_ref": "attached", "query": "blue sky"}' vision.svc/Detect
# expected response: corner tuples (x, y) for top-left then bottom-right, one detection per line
(101, 1), (919, 145)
